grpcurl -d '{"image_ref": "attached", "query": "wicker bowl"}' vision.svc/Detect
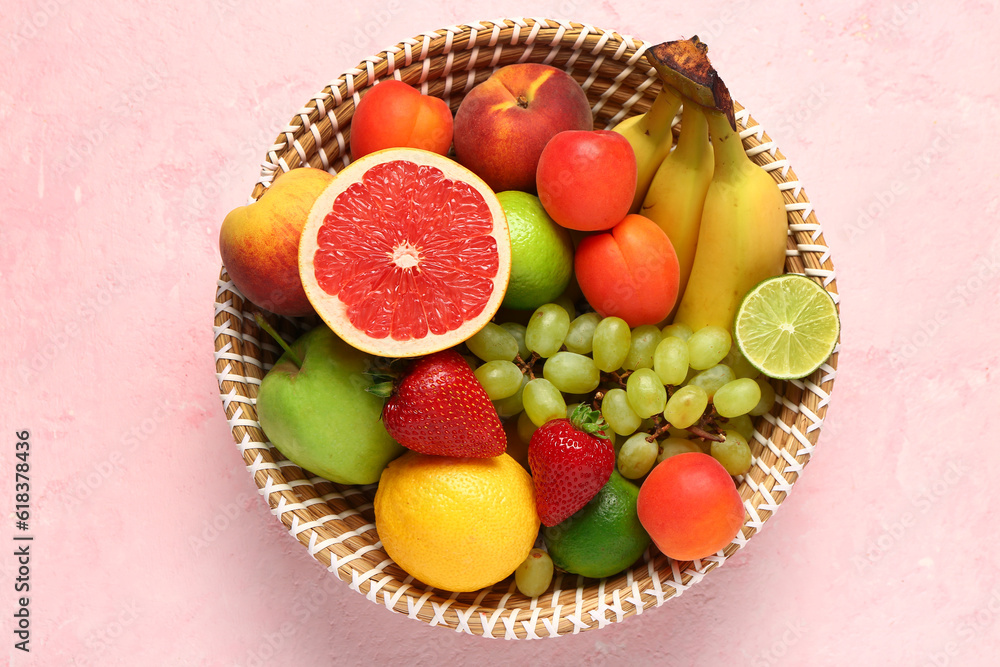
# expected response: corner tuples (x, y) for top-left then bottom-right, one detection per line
(213, 18), (838, 638)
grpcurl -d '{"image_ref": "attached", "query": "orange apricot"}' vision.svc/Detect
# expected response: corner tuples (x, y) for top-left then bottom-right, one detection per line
(637, 452), (745, 561)
(573, 214), (680, 327)
(350, 80), (453, 160)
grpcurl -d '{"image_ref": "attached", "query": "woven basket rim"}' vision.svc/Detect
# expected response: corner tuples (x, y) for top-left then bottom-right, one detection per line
(213, 17), (839, 639)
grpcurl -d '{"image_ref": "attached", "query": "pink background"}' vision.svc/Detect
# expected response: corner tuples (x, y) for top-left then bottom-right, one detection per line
(3, 0), (999, 664)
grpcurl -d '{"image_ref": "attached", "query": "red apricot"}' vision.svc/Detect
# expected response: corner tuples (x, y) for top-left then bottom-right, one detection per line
(536, 130), (637, 231)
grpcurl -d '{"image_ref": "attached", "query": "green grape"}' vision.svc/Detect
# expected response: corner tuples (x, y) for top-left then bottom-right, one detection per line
(667, 426), (690, 440)
(618, 433), (659, 479)
(725, 414), (754, 441)
(542, 351), (600, 394)
(622, 325), (662, 370)
(467, 322), (519, 361)
(515, 548), (554, 598)
(500, 322), (530, 361)
(564, 402), (582, 418)
(553, 293), (577, 321)
(626, 368), (667, 418)
(564, 312), (601, 354)
(656, 437), (702, 463)
(687, 325), (732, 370)
(687, 364), (735, 400)
(592, 317), (631, 372)
(493, 375), (528, 418)
(525, 303), (570, 358)
(661, 322), (694, 341)
(712, 378), (762, 418)
(663, 385), (708, 429)
(711, 429), (752, 476)
(722, 345), (759, 379)
(749, 378), (776, 416)
(517, 409), (540, 444)
(474, 360), (524, 400)
(522, 378), (567, 427)
(653, 336), (689, 386)
(601, 388), (641, 436)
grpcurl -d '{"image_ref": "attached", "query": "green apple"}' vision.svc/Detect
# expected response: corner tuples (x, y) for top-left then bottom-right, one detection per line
(256, 323), (403, 484)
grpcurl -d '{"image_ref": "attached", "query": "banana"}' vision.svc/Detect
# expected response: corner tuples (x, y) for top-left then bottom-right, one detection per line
(640, 100), (714, 318)
(673, 108), (788, 330)
(612, 85), (681, 213)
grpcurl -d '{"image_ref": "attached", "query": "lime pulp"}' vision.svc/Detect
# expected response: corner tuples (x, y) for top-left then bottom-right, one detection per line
(733, 274), (839, 380)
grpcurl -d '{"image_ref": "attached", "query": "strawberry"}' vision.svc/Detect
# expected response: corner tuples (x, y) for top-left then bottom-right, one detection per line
(374, 350), (506, 458)
(528, 404), (615, 526)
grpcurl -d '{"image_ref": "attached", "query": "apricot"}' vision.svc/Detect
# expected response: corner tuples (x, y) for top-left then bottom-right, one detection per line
(453, 63), (593, 193)
(573, 214), (680, 326)
(536, 130), (637, 231)
(350, 80), (453, 160)
(637, 452), (746, 561)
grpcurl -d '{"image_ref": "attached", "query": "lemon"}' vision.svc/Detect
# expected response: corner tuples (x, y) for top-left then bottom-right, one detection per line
(733, 274), (840, 380)
(374, 451), (539, 592)
(542, 471), (650, 579)
(496, 191), (574, 310)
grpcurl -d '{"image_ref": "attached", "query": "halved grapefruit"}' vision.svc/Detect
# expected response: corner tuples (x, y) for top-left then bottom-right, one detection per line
(299, 148), (511, 357)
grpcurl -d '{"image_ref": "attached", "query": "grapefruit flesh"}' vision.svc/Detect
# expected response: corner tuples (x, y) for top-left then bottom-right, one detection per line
(299, 148), (510, 357)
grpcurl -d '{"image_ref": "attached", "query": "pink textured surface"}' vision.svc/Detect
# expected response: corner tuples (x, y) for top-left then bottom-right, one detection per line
(3, 1), (998, 664)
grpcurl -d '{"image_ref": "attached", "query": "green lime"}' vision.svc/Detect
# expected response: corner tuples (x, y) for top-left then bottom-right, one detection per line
(733, 274), (840, 380)
(496, 191), (574, 310)
(541, 470), (650, 579)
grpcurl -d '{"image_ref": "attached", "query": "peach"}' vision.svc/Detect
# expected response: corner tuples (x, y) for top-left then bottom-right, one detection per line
(536, 130), (637, 231)
(574, 214), (680, 327)
(453, 63), (593, 193)
(219, 167), (334, 316)
(350, 80), (453, 160)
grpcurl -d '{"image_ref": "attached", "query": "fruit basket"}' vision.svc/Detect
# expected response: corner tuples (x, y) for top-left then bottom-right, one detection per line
(213, 18), (838, 638)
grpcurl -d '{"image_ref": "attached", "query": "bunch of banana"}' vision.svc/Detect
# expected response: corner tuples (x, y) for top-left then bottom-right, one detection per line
(616, 36), (789, 330)
(674, 106), (788, 330)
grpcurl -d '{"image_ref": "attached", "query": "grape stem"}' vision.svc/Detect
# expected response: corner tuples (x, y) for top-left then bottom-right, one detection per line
(515, 353), (539, 380)
(687, 424), (725, 442)
(602, 369), (633, 388)
(591, 390), (606, 411)
(645, 418), (673, 443)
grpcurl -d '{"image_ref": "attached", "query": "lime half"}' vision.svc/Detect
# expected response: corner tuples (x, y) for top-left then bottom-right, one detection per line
(733, 275), (840, 380)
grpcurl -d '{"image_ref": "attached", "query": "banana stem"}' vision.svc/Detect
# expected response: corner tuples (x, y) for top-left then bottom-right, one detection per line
(705, 108), (749, 173)
(675, 101), (711, 162)
(645, 85), (682, 132)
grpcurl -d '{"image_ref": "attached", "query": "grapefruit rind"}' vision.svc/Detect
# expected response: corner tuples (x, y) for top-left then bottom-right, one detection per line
(299, 148), (511, 358)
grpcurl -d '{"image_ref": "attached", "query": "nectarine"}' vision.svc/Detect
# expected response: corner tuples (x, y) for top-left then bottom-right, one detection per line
(219, 167), (334, 316)
(453, 63), (593, 193)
